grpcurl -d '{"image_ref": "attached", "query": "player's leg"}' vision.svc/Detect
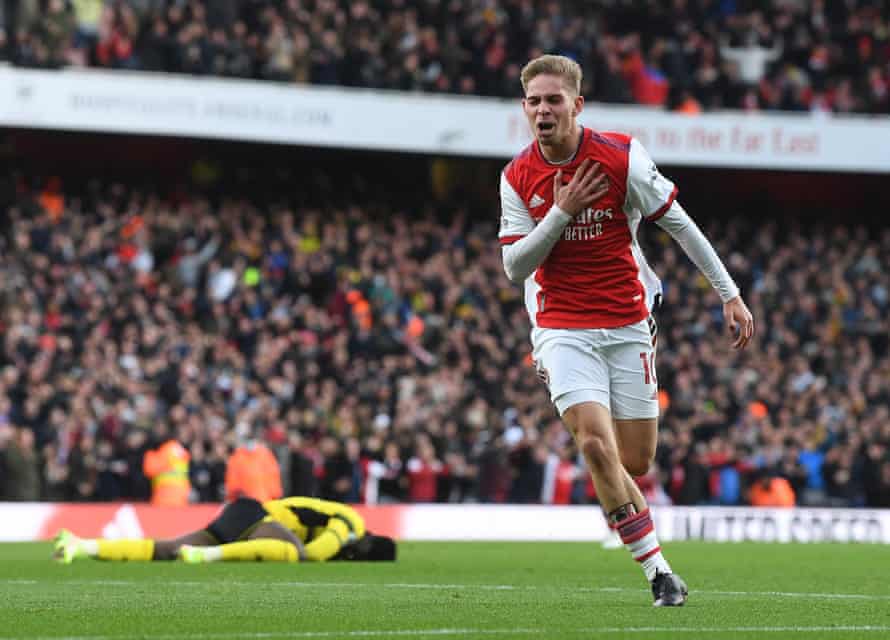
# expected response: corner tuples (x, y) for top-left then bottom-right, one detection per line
(600, 420), (650, 549)
(535, 331), (636, 515)
(180, 521), (304, 563)
(613, 417), (656, 511)
(173, 497), (281, 562)
(152, 531), (217, 560)
(606, 319), (686, 606)
(52, 528), (214, 563)
(561, 401), (637, 514)
(53, 498), (273, 563)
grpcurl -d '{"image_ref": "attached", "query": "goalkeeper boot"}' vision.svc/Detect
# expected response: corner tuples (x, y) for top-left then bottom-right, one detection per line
(52, 529), (81, 564)
(178, 545), (208, 564)
(651, 570), (688, 607)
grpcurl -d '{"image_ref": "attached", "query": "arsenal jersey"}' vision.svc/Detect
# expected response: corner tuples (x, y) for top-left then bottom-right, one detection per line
(499, 127), (677, 329)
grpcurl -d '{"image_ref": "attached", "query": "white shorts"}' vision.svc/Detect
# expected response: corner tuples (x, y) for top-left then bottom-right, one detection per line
(531, 317), (659, 419)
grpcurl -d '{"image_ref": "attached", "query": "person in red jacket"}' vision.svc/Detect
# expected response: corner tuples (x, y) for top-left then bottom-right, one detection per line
(406, 437), (447, 502)
(143, 439), (191, 507)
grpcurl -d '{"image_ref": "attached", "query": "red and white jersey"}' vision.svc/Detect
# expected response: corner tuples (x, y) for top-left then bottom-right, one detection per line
(499, 128), (677, 329)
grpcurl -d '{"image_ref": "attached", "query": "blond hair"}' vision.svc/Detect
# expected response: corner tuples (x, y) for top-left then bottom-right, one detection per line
(520, 55), (582, 96)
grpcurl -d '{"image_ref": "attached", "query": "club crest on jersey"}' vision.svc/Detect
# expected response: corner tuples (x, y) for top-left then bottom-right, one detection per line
(529, 194), (545, 208)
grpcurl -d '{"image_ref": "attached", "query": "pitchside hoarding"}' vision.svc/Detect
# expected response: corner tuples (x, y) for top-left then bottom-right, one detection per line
(2, 504), (888, 544)
(0, 68), (888, 173)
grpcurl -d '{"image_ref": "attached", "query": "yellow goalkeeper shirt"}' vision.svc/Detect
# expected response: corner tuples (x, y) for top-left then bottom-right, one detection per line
(261, 497), (366, 560)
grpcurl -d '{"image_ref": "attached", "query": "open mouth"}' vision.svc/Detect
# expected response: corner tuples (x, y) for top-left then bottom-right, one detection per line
(537, 122), (555, 133)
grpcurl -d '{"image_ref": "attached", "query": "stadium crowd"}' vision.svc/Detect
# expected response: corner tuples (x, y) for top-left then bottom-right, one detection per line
(1, 0), (889, 114)
(0, 174), (888, 509)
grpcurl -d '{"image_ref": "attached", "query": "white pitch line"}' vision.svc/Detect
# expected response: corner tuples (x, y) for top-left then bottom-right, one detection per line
(5, 579), (890, 602)
(2, 626), (890, 640)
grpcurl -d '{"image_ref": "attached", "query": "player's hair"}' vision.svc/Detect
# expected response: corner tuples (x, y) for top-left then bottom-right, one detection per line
(520, 55), (582, 96)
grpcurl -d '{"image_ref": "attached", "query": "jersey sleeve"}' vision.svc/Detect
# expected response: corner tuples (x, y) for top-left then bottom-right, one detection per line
(499, 171), (534, 245)
(624, 138), (678, 222)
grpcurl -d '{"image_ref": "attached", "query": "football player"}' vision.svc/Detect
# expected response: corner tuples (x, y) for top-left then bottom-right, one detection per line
(499, 54), (754, 606)
(53, 496), (396, 564)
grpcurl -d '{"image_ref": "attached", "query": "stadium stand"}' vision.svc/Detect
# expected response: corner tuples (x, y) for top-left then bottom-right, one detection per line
(1, 0), (888, 114)
(0, 165), (887, 508)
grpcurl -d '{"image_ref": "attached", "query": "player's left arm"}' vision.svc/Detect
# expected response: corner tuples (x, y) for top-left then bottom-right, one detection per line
(626, 138), (754, 349)
(302, 518), (354, 562)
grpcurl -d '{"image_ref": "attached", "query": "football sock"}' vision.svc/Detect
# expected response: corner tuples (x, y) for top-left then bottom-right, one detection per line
(304, 518), (351, 562)
(612, 508), (672, 582)
(218, 539), (300, 562)
(96, 539), (155, 561)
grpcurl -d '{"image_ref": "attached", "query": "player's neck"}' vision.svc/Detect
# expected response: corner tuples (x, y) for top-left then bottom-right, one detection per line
(538, 124), (583, 165)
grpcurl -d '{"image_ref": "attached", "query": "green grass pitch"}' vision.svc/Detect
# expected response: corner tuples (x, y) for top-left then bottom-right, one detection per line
(1, 541), (889, 640)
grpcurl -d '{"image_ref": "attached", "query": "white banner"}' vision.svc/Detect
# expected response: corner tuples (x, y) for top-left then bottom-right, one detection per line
(3, 502), (889, 544)
(400, 505), (890, 544)
(1, 68), (888, 172)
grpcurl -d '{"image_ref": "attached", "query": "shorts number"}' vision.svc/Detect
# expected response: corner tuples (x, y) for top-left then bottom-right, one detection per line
(640, 352), (657, 385)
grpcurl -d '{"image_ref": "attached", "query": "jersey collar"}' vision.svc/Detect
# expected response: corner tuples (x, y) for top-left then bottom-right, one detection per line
(535, 126), (586, 166)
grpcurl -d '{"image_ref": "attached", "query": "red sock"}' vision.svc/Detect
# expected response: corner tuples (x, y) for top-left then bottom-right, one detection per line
(612, 508), (671, 581)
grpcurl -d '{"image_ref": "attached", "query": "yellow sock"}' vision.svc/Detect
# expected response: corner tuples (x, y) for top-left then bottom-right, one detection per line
(96, 539), (155, 561)
(219, 539), (299, 562)
(304, 519), (349, 562)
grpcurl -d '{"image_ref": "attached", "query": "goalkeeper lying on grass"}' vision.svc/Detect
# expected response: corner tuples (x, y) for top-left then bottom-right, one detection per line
(53, 496), (396, 564)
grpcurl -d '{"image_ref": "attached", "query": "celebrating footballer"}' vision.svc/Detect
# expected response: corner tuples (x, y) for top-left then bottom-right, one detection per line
(499, 54), (754, 607)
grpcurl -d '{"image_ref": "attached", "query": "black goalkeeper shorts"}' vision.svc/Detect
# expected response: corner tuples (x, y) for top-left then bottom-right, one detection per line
(204, 498), (269, 544)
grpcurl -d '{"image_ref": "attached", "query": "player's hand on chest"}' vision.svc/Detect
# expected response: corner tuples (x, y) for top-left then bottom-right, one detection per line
(536, 158), (618, 219)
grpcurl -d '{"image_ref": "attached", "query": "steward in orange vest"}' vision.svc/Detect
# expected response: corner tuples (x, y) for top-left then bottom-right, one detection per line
(143, 439), (191, 506)
(225, 441), (283, 503)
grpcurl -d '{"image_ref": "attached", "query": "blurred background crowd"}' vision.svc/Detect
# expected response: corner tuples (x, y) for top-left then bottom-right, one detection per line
(0, 170), (887, 509)
(1, 0), (889, 114)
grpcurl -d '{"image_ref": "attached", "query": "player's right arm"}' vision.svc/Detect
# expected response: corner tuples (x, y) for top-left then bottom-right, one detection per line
(500, 159), (607, 283)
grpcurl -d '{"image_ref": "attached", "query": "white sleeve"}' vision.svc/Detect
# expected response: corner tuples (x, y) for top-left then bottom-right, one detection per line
(655, 200), (740, 303)
(498, 172), (534, 242)
(624, 138), (678, 220)
(499, 172), (571, 284)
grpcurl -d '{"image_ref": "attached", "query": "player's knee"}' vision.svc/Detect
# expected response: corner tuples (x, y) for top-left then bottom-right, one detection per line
(621, 442), (656, 476)
(622, 454), (652, 477)
(578, 431), (613, 469)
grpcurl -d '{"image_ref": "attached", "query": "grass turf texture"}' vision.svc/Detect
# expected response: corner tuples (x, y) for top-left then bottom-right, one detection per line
(1, 541), (888, 640)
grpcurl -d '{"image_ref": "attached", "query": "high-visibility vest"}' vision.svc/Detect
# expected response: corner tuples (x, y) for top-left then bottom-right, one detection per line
(225, 444), (283, 503)
(143, 440), (191, 506)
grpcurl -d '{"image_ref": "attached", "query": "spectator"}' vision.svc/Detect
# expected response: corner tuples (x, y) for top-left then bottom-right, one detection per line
(143, 435), (191, 507)
(861, 442), (889, 508)
(719, 30), (782, 86)
(317, 436), (355, 503)
(3, 0), (888, 114)
(288, 432), (318, 498)
(0, 426), (41, 500)
(189, 442), (216, 503)
(406, 435), (447, 503)
(749, 469), (796, 507)
(224, 430), (283, 503)
(66, 433), (98, 502)
(0, 172), (887, 508)
(868, 462), (890, 509)
(508, 439), (547, 504)
(372, 440), (407, 504)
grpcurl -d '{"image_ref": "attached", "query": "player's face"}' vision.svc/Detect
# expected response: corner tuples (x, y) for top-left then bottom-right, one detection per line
(522, 74), (583, 149)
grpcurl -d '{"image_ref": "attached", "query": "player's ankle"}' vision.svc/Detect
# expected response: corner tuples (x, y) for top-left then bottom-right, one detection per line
(80, 539), (99, 558)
